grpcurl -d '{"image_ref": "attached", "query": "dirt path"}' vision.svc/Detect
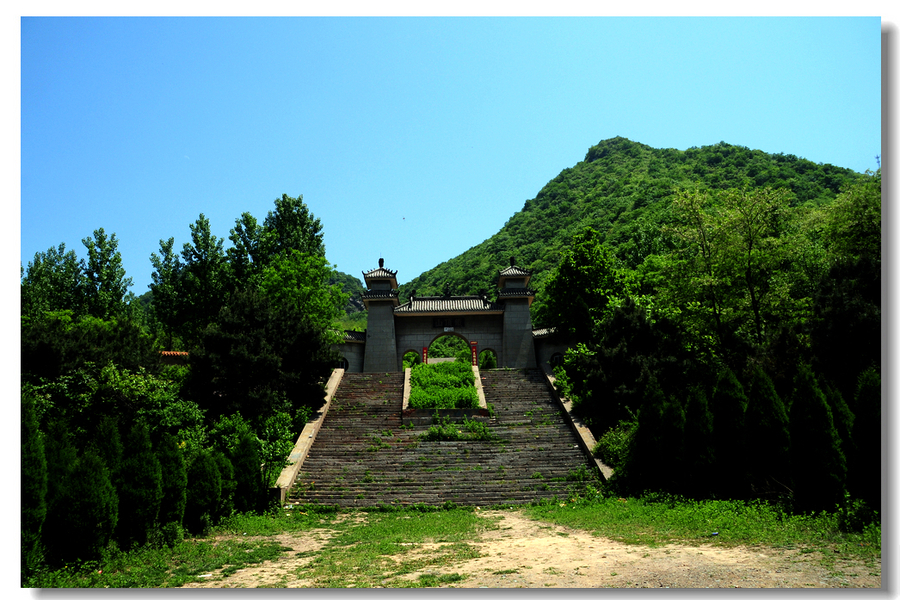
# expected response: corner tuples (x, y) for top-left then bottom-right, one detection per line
(180, 510), (881, 589)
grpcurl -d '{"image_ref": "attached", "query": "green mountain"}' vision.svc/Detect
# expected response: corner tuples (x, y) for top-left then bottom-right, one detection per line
(397, 137), (864, 323)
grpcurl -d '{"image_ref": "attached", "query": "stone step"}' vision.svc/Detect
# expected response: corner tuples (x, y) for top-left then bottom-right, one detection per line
(288, 369), (597, 507)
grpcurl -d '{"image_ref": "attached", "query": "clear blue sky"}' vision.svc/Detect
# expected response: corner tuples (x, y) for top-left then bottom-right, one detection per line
(20, 16), (883, 294)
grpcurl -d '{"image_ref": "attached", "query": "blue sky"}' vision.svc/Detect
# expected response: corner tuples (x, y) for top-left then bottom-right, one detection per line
(19, 16), (884, 294)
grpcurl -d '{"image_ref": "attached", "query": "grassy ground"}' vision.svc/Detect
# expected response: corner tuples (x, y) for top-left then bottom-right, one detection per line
(26, 494), (880, 588)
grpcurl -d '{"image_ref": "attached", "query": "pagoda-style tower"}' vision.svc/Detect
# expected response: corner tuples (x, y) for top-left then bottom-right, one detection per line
(497, 257), (537, 369)
(362, 258), (399, 372)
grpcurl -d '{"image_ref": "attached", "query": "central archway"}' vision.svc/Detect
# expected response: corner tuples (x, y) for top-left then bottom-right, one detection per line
(427, 332), (471, 363)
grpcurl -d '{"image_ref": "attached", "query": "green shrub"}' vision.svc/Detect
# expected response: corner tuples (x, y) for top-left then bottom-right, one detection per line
(592, 419), (635, 470)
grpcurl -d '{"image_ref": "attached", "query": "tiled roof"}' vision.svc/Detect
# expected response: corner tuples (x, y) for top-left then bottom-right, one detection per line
(497, 288), (536, 298)
(395, 295), (504, 315)
(498, 265), (532, 278)
(342, 330), (366, 342)
(361, 289), (399, 300)
(532, 327), (558, 339)
(160, 351), (189, 357)
(363, 267), (398, 279)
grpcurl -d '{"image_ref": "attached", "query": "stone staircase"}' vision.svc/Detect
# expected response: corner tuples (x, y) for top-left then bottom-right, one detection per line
(288, 369), (596, 507)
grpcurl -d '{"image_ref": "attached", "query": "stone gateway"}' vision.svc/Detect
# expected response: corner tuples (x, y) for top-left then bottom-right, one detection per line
(333, 258), (570, 373)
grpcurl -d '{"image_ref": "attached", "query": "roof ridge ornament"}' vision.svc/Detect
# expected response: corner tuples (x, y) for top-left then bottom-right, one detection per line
(379, 257), (384, 268)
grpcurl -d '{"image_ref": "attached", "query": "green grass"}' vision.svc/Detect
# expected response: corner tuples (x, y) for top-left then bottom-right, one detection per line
(28, 491), (881, 588)
(292, 507), (497, 587)
(525, 492), (881, 561)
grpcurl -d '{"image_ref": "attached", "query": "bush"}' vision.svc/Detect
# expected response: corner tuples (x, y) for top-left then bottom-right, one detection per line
(592, 419), (635, 470)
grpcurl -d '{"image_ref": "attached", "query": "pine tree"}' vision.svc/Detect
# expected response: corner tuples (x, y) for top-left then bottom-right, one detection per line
(185, 449), (222, 535)
(214, 451), (236, 522)
(849, 367), (880, 511)
(40, 420), (78, 566)
(744, 365), (791, 495)
(631, 373), (685, 494)
(789, 364), (847, 512)
(21, 389), (48, 580)
(116, 421), (163, 549)
(683, 385), (715, 495)
(231, 429), (265, 514)
(710, 367), (748, 496)
(157, 433), (188, 529)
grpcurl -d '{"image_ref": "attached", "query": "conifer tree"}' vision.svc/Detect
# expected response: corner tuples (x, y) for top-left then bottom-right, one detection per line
(90, 415), (123, 488)
(789, 364), (847, 512)
(214, 451), (236, 522)
(745, 365), (791, 494)
(231, 429), (266, 514)
(849, 367), (880, 511)
(116, 421), (163, 549)
(21, 390), (47, 580)
(185, 449), (222, 535)
(710, 367), (748, 496)
(40, 420), (78, 566)
(683, 385), (715, 495)
(822, 380), (855, 465)
(157, 433), (188, 530)
(631, 373), (685, 494)
(47, 450), (119, 564)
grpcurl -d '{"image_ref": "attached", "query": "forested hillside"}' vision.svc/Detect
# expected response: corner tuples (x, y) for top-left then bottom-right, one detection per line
(399, 137), (864, 319)
(402, 136), (879, 516)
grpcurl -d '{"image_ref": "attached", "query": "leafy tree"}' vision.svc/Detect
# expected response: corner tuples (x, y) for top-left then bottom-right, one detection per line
(89, 415), (124, 490)
(259, 411), (296, 489)
(188, 287), (338, 428)
(21, 311), (161, 384)
(82, 228), (132, 319)
(21, 243), (88, 320)
(667, 186), (797, 355)
(177, 214), (228, 347)
(226, 211), (263, 290)
(21, 389), (47, 580)
(148, 236), (183, 349)
(258, 250), (349, 343)
(536, 227), (632, 336)
(789, 364), (847, 512)
(259, 193), (325, 260)
(821, 169), (881, 264)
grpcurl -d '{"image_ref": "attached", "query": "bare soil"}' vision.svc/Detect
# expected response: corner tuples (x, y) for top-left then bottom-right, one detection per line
(180, 509), (881, 589)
